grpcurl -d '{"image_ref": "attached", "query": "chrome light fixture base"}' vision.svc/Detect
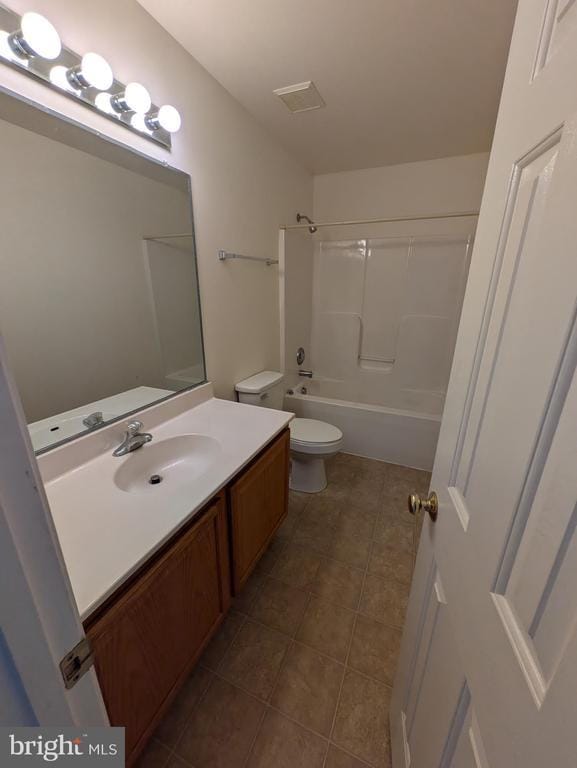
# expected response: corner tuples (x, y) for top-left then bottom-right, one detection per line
(0, 2), (172, 150)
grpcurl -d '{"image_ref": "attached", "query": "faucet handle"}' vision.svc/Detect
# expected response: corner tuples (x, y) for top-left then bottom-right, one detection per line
(126, 420), (143, 435)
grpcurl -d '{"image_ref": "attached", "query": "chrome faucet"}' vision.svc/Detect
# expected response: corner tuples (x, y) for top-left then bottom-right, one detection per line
(83, 411), (104, 429)
(298, 370), (313, 378)
(113, 420), (152, 457)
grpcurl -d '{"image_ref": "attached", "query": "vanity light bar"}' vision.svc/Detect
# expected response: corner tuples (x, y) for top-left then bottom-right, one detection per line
(0, 3), (181, 150)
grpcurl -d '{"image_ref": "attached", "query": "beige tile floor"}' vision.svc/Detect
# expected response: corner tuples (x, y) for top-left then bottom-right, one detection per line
(137, 453), (431, 768)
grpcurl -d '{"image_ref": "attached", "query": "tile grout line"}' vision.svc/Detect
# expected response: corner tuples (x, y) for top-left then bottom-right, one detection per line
(239, 702), (269, 768)
(203, 628), (395, 703)
(185, 558), (397, 761)
(323, 468), (403, 768)
(211, 579), (399, 672)
(253, 571), (364, 621)
(260, 475), (375, 749)
(168, 665), (214, 764)
(205, 661), (384, 756)
(240, 588), (315, 767)
(167, 611), (248, 765)
(157, 692), (376, 768)
(321, 611), (360, 768)
(236, 534), (318, 768)
(146, 462), (427, 767)
(321, 487), (379, 768)
(176, 582), (399, 760)
(213, 611), (248, 675)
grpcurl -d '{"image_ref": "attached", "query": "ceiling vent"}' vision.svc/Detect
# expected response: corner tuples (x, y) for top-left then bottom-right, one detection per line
(273, 81), (325, 113)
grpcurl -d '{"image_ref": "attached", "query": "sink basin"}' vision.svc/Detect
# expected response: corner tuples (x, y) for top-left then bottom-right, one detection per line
(114, 434), (221, 494)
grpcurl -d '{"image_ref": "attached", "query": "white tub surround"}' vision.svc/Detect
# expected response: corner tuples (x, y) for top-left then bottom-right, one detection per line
(280, 224), (473, 471)
(308, 234), (471, 409)
(285, 386), (439, 471)
(38, 383), (292, 620)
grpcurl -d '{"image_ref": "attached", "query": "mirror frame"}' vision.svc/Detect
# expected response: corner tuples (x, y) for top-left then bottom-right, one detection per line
(0, 82), (207, 455)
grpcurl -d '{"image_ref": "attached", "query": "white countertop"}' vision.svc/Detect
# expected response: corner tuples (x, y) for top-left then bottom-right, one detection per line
(43, 392), (292, 620)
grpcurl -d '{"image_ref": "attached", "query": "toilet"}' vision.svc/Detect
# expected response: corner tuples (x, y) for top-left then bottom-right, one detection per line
(235, 371), (343, 493)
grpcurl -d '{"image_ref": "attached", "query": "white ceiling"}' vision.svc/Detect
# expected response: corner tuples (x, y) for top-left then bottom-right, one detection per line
(138, 0), (518, 174)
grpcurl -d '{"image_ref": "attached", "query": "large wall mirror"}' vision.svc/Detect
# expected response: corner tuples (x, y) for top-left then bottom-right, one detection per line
(0, 88), (206, 453)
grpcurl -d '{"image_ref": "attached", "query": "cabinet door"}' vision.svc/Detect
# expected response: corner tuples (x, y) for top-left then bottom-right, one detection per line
(229, 429), (289, 591)
(86, 495), (229, 763)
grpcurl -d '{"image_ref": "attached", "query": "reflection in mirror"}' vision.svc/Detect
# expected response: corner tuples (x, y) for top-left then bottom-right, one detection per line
(0, 89), (206, 453)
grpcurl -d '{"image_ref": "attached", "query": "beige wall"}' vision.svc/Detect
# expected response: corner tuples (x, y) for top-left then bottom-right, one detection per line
(0, 0), (312, 400)
(313, 152), (489, 223)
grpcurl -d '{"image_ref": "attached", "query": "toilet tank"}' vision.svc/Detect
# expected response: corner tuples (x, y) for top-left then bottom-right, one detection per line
(235, 371), (285, 410)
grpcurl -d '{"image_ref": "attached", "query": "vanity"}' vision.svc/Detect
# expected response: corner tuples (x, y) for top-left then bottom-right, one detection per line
(39, 384), (291, 764)
(0, 88), (291, 763)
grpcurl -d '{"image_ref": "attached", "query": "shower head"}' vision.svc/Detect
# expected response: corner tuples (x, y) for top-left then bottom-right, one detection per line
(296, 212), (317, 234)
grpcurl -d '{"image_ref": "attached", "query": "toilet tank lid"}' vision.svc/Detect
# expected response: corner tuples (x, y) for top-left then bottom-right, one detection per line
(235, 370), (284, 394)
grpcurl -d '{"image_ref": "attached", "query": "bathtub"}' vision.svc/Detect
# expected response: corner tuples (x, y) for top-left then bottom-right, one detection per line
(284, 383), (441, 471)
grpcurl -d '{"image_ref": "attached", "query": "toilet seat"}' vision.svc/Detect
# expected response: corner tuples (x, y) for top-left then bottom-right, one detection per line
(290, 418), (343, 455)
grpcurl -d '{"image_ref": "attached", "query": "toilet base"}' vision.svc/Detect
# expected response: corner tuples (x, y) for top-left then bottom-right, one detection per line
(290, 452), (327, 493)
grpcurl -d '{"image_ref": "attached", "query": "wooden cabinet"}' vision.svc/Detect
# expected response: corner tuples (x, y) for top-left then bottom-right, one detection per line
(85, 494), (230, 765)
(229, 429), (290, 591)
(84, 430), (289, 765)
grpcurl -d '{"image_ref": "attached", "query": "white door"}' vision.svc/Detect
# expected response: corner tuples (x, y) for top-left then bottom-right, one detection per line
(0, 337), (107, 726)
(391, 1), (577, 766)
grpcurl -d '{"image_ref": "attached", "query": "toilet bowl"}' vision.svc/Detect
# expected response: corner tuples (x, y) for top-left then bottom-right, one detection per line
(235, 371), (343, 493)
(289, 417), (343, 492)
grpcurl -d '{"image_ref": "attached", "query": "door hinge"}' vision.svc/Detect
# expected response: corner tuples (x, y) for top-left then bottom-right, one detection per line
(60, 637), (94, 690)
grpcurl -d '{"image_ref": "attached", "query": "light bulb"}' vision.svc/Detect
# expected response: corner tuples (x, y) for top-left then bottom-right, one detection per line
(144, 104), (182, 133)
(110, 82), (151, 114)
(67, 52), (113, 91)
(124, 82), (151, 113)
(130, 113), (150, 133)
(50, 64), (76, 92)
(12, 12), (61, 59)
(157, 105), (181, 133)
(95, 92), (114, 114)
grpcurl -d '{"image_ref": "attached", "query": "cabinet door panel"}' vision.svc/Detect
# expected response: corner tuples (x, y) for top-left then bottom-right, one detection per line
(230, 430), (289, 591)
(265, 434), (289, 532)
(87, 496), (227, 761)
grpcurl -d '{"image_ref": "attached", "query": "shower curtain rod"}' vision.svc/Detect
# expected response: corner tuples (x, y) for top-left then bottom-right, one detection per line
(281, 210), (479, 230)
(143, 233), (192, 241)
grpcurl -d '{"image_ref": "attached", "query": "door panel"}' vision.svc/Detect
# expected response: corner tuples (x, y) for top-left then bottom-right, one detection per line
(452, 133), (560, 499)
(496, 365), (577, 698)
(392, 2), (577, 766)
(534, 0), (577, 74)
(402, 568), (466, 768)
(448, 703), (490, 768)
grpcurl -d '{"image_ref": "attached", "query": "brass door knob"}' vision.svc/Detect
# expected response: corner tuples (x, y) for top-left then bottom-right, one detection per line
(408, 491), (438, 522)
